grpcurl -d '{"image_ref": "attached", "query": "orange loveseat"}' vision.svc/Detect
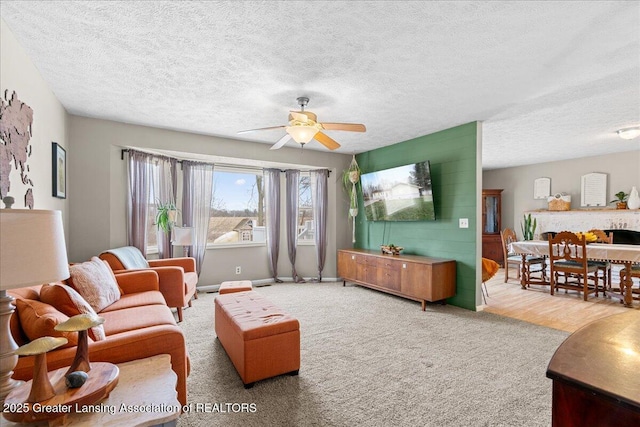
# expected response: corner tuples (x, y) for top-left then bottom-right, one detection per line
(8, 269), (190, 406)
(99, 247), (198, 322)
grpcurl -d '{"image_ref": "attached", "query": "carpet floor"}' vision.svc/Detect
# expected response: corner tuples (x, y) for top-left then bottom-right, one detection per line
(177, 282), (569, 427)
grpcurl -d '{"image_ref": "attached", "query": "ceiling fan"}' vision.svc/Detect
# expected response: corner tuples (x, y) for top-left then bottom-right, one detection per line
(238, 97), (366, 150)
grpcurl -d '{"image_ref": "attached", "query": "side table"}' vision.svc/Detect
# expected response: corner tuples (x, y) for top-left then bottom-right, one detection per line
(2, 354), (180, 427)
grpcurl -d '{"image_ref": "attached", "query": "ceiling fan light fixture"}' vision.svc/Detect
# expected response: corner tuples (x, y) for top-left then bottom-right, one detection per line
(286, 125), (319, 144)
(616, 126), (640, 140)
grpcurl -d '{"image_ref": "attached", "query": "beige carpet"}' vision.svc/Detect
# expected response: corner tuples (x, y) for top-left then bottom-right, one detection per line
(177, 282), (568, 427)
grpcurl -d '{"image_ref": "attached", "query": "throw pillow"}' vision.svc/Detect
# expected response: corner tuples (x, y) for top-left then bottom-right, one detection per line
(15, 299), (78, 348)
(40, 283), (106, 341)
(68, 257), (121, 313)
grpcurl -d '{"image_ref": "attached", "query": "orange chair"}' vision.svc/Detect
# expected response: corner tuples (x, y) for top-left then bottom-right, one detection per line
(100, 246), (198, 322)
(481, 258), (500, 304)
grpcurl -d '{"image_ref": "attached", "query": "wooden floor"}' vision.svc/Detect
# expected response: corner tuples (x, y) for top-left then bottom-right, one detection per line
(482, 268), (639, 333)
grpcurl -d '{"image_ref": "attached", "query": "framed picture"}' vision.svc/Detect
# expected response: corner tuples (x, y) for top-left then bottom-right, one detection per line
(52, 142), (66, 198)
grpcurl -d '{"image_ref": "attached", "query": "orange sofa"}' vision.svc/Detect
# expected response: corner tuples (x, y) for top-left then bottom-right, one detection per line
(99, 247), (198, 322)
(9, 269), (190, 406)
(215, 291), (300, 388)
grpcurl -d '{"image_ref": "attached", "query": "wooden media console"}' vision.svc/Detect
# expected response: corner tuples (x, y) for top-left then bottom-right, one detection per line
(337, 249), (456, 310)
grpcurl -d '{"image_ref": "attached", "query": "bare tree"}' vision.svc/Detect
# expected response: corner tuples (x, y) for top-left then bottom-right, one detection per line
(299, 175), (312, 226)
(247, 175), (265, 225)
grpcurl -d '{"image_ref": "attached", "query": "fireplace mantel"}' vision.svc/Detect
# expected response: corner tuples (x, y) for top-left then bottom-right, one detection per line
(526, 210), (640, 237)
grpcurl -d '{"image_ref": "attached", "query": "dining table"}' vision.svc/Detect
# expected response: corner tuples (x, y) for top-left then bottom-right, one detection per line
(510, 240), (640, 307)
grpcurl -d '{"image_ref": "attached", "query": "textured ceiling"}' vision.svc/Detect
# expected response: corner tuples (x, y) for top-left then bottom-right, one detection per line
(1, 1), (638, 169)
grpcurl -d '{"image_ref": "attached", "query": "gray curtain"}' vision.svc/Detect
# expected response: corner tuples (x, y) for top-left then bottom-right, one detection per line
(311, 169), (329, 281)
(182, 160), (214, 275)
(285, 169), (305, 283)
(156, 157), (178, 259)
(127, 150), (153, 256)
(264, 168), (282, 283)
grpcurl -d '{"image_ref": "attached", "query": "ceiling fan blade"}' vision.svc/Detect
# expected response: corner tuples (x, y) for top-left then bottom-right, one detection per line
(237, 125), (286, 134)
(314, 132), (341, 150)
(320, 122), (366, 132)
(270, 134), (292, 150)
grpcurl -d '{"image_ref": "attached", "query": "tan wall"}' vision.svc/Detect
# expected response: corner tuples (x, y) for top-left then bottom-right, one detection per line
(0, 19), (69, 237)
(483, 150), (640, 235)
(69, 115), (353, 286)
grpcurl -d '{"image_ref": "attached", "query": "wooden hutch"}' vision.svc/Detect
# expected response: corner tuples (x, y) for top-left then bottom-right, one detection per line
(482, 189), (503, 266)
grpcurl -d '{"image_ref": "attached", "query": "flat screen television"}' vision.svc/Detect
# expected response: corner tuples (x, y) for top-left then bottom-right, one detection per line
(361, 161), (435, 221)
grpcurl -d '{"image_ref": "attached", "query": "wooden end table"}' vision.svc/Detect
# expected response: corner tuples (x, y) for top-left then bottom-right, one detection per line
(2, 354), (180, 427)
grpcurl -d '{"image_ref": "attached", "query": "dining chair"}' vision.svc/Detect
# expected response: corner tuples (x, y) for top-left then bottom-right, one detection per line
(501, 228), (546, 285)
(619, 264), (640, 300)
(548, 231), (599, 301)
(587, 229), (613, 294)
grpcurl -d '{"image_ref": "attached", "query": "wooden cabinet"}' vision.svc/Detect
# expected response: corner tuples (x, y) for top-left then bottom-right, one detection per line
(546, 311), (640, 427)
(482, 189), (504, 266)
(337, 249), (456, 310)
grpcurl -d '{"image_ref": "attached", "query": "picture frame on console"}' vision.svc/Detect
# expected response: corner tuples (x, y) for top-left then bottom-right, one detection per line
(52, 142), (66, 199)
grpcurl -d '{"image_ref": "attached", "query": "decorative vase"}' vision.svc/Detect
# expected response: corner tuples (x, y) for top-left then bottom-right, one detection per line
(627, 186), (640, 210)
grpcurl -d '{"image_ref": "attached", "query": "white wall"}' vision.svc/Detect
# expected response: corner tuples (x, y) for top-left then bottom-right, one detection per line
(69, 115), (353, 286)
(0, 19), (69, 236)
(483, 150), (640, 235)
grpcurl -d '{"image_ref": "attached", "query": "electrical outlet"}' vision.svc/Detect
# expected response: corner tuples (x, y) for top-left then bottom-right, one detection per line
(459, 218), (469, 228)
(235, 266), (241, 275)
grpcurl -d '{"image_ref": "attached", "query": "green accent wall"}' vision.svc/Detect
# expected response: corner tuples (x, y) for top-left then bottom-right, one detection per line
(355, 122), (478, 310)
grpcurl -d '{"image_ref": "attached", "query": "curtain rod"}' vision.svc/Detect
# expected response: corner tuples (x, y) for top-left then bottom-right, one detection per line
(120, 149), (330, 176)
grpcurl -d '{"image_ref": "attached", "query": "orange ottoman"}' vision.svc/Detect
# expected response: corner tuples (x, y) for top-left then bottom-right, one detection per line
(214, 291), (300, 388)
(219, 280), (253, 294)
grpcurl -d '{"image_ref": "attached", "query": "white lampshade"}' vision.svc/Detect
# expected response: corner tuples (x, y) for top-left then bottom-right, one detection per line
(0, 209), (69, 289)
(286, 125), (319, 144)
(172, 226), (195, 246)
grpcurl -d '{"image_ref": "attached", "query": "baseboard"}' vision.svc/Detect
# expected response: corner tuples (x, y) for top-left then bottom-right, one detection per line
(196, 277), (340, 293)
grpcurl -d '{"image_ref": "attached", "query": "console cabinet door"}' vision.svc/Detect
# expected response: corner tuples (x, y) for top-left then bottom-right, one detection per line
(365, 256), (378, 284)
(355, 254), (371, 283)
(338, 251), (356, 281)
(401, 261), (433, 300)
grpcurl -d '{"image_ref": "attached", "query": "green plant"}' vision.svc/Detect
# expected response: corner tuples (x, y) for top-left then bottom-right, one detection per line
(155, 200), (178, 233)
(610, 191), (629, 204)
(520, 213), (537, 241)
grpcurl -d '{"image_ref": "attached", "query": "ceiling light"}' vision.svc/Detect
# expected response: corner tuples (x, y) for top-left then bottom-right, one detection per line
(286, 125), (319, 144)
(616, 126), (640, 140)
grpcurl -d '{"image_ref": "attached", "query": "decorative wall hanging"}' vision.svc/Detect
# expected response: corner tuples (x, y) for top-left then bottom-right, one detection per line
(52, 142), (66, 199)
(343, 155), (361, 243)
(0, 91), (35, 208)
(533, 177), (551, 200)
(580, 172), (607, 207)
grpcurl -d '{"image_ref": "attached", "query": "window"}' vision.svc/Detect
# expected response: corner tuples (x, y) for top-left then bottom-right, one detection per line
(297, 174), (314, 242)
(209, 169), (265, 245)
(146, 163), (160, 251)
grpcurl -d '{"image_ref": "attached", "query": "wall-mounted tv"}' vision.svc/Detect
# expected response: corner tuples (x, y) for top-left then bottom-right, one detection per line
(361, 161), (435, 221)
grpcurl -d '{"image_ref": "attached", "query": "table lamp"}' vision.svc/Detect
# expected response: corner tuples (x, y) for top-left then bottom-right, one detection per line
(0, 209), (69, 402)
(172, 226), (195, 257)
